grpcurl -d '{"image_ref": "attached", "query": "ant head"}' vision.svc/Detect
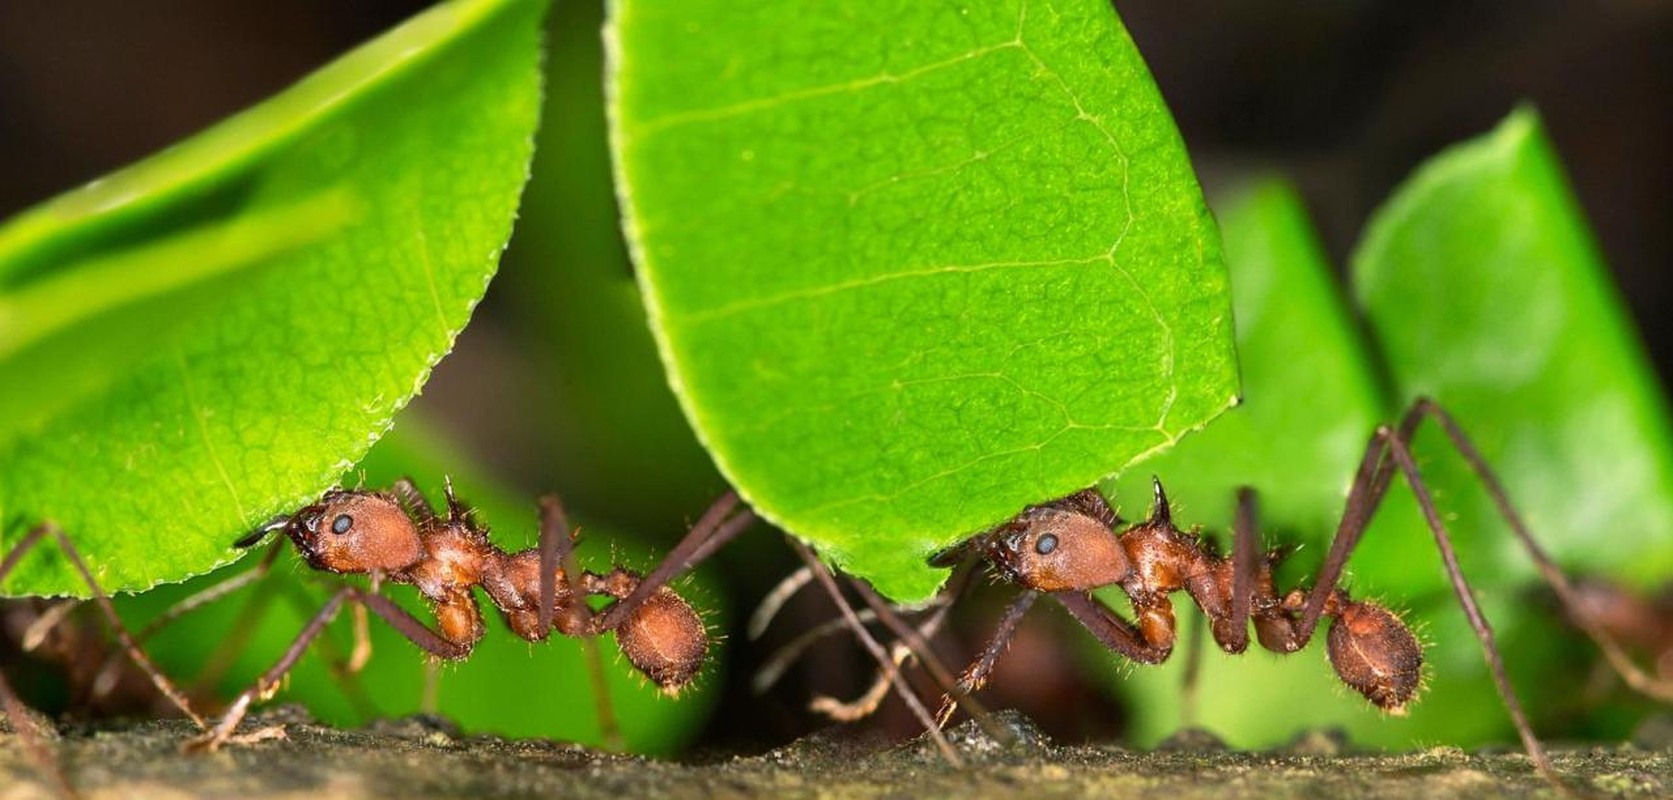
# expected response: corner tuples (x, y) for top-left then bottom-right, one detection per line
(258, 490), (425, 575)
(985, 504), (1131, 593)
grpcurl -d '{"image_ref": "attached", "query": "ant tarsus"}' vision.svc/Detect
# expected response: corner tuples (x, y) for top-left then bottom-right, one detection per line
(188, 481), (754, 751)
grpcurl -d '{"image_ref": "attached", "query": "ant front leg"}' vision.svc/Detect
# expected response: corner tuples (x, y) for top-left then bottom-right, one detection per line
(935, 589), (1037, 727)
(189, 585), (468, 752)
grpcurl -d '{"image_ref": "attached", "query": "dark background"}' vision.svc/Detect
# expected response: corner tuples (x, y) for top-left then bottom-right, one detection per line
(2, 0), (1669, 750)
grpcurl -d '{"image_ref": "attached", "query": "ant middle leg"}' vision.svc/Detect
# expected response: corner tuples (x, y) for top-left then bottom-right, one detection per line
(533, 494), (621, 748)
(0, 524), (204, 729)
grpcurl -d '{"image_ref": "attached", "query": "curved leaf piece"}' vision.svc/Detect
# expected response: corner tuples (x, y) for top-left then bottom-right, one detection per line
(0, 0), (547, 596)
(1352, 107), (1673, 592)
(611, 0), (1237, 600)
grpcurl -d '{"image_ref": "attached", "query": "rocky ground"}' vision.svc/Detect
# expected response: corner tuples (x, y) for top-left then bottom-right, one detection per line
(2, 707), (1670, 799)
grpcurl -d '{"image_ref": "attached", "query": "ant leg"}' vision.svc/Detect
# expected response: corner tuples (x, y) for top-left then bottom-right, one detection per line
(0, 667), (77, 800)
(191, 585), (470, 751)
(0, 524), (205, 728)
(188, 586), (355, 752)
(275, 581), (378, 723)
(390, 477), (439, 523)
(849, 572), (1003, 739)
(0, 529), (77, 798)
(1052, 591), (1175, 664)
(535, 495), (583, 636)
(1380, 427), (1559, 783)
(1179, 612), (1205, 729)
(532, 496), (621, 749)
(935, 590), (1037, 727)
(810, 600), (953, 721)
(748, 565), (816, 640)
(592, 491), (756, 633)
(753, 606), (886, 694)
(1280, 420), (1557, 782)
(92, 540), (285, 701)
(786, 538), (963, 766)
(1224, 488), (1261, 652)
(1409, 397), (1673, 702)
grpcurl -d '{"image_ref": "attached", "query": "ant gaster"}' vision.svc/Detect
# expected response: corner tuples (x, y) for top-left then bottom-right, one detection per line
(192, 479), (756, 749)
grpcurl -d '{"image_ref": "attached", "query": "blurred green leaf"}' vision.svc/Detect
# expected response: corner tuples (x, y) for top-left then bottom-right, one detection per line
(1351, 107), (1673, 594)
(1101, 110), (1672, 751)
(124, 419), (722, 753)
(498, 0), (722, 531)
(0, 0), (546, 596)
(611, 0), (1237, 601)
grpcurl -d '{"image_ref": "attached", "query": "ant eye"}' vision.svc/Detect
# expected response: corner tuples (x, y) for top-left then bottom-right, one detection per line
(1035, 533), (1058, 555)
(332, 514), (353, 535)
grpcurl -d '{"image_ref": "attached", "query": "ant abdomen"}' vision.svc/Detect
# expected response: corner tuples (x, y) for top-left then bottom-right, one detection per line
(1325, 600), (1423, 712)
(615, 588), (707, 694)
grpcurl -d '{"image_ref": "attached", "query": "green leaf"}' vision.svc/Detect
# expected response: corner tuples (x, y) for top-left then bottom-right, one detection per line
(0, 0), (546, 596)
(1351, 107), (1673, 593)
(1102, 179), (1385, 535)
(610, 0), (1237, 600)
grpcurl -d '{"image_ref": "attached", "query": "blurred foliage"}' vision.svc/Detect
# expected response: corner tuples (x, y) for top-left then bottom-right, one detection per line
(611, 0), (1237, 601)
(0, 0), (545, 596)
(1102, 110), (1672, 750)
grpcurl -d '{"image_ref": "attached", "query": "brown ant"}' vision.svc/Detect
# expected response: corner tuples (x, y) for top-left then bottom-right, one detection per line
(186, 478), (756, 750)
(791, 398), (1671, 788)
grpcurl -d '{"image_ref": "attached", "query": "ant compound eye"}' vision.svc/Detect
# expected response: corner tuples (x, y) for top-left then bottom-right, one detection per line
(332, 514), (353, 535)
(1035, 532), (1058, 555)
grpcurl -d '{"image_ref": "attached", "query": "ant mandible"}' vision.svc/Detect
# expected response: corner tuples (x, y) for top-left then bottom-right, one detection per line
(189, 478), (756, 750)
(924, 398), (1673, 786)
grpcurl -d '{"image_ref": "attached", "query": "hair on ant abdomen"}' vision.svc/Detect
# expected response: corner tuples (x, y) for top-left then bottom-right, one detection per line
(188, 479), (757, 751)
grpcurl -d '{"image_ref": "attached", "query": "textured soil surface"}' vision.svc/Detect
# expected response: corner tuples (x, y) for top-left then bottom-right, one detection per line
(2, 708), (1670, 799)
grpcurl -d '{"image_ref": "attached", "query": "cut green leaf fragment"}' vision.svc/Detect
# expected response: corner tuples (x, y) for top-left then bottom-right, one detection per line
(1352, 106), (1673, 593)
(611, 0), (1237, 600)
(1103, 178), (1385, 537)
(0, 0), (547, 596)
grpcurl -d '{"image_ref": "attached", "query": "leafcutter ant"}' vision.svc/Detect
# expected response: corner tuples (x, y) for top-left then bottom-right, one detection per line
(772, 398), (1673, 788)
(186, 479), (756, 750)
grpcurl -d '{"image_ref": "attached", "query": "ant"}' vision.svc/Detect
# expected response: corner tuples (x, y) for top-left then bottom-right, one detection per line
(791, 398), (1672, 788)
(187, 478), (756, 749)
(1, 481), (754, 796)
